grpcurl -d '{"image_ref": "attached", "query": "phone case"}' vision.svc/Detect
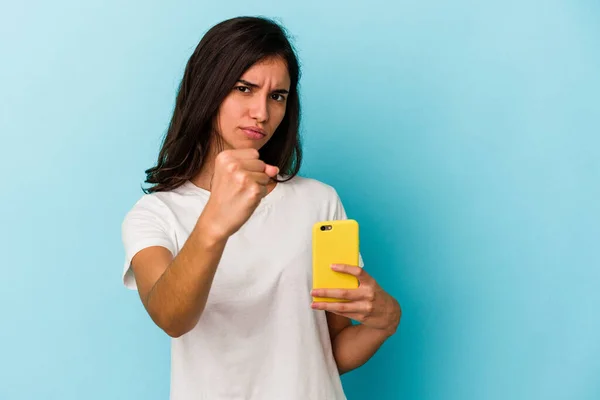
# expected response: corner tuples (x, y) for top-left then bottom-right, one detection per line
(312, 219), (360, 302)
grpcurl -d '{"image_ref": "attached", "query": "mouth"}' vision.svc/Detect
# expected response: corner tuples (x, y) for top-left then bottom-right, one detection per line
(240, 126), (266, 140)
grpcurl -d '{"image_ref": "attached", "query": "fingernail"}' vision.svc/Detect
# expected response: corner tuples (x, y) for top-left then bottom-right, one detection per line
(331, 264), (340, 270)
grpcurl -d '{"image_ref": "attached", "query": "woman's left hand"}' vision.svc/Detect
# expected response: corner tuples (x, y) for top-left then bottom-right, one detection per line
(311, 264), (402, 336)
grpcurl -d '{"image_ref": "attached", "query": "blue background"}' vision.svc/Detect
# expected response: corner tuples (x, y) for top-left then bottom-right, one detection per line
(1, 1), (599, 399)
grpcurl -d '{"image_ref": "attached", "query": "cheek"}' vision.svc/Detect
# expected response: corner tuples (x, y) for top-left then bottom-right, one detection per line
(218, 98), (244, 128)
(270, 104), (287, 128)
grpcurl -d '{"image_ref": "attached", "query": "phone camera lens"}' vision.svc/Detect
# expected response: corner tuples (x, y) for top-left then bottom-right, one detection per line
(320, 226), (326, 231)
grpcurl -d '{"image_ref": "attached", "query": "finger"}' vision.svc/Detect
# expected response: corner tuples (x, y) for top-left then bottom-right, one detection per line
(311, 288), (365, 301)
(264, 164), (279, 177)
(311, 300), (371, 314)
(331, 263), (371, 284)
(239, 159), (267, 173)
(246, 172), (271, 186)
(229, 148), (260, 160)
(238, 157), (278, 177)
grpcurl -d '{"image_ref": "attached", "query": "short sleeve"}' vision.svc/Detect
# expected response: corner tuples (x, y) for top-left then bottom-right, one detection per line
(121, 196), (176, 290)
(330, 188), (365, 268)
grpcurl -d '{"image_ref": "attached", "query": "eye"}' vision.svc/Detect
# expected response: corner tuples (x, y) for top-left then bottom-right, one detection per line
(235, 86), (251, 93)
(271, 93), (286, 102)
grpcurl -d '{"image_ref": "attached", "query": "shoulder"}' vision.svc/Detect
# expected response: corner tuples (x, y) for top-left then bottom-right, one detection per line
(123, 181), (198, 222)
(125, 192), (170, 217)
(280, 175), (346, 220)
(122, 191), (176, 232)
(282, 174), (341, 201)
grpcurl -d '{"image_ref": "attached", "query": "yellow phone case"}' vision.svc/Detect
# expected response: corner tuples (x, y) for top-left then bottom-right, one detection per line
(312, 219), (360, 302)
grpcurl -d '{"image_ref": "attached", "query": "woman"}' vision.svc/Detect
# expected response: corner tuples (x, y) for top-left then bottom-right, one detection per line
(121, 16), (401, 400)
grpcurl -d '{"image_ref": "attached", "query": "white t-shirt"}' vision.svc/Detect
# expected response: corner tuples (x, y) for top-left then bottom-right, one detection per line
(121, 175), (363, 400)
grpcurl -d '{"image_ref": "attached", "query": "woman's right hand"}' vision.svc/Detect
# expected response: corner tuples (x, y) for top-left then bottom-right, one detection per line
(200, 148), (279, 240)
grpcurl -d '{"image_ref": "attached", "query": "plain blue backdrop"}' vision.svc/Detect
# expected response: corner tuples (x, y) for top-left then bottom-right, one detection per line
(1, 1), (599, 399)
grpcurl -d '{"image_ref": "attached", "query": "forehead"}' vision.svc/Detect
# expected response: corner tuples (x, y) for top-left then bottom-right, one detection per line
(240, 56), (291, 88)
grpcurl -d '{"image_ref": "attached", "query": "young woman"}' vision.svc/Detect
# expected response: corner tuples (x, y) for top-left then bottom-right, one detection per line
(121, 16), (401, 400)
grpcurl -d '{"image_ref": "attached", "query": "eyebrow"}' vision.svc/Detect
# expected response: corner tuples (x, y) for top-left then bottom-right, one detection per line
(237, 79), (289, 94)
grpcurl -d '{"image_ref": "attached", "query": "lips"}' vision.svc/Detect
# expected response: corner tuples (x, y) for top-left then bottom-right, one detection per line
(241, 127), (266, 140)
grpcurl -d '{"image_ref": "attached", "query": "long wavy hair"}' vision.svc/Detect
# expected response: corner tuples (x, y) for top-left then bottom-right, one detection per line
(143, 16), (302, 193)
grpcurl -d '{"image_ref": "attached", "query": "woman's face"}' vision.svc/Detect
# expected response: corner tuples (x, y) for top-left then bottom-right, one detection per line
(215, 56), (291, 151)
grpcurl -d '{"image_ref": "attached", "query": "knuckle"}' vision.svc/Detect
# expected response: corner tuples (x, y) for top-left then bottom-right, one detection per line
(216, 151), (231, 164)
(249, 184), (263, 198)
(365, 302), (374, 314)
(226, 161), (239, 174)
(234, 171), (248, 185)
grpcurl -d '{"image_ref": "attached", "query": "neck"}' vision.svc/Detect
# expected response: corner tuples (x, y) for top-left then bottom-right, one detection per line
(189, 141), (220, 191)
(190, 158), (217, 192)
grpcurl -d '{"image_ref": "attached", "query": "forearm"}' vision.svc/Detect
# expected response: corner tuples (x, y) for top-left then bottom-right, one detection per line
(146, 213), (227, 337)
(331, 323), (395, 374)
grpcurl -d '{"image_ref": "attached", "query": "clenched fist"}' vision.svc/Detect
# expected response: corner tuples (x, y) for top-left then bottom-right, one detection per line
(201, 148), (279, 240)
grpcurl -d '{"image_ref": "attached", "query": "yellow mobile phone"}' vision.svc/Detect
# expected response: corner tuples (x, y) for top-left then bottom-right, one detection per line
(312, 219), (360, 302)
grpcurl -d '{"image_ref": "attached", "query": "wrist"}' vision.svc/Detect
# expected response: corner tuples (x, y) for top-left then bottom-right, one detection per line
(195, 212), (230, 248)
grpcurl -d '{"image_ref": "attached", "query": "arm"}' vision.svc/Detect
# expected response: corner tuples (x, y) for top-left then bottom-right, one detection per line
(326, 308), (399, 374)
(131, 213), (227, 338)
(128, 149), (279, 338)
(316, 264), (402, 374)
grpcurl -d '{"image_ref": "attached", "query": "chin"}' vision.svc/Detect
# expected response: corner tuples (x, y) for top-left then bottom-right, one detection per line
(220, 133), (270, 151)
(233, 141), (260, 150)
(238, 138), (270, 150)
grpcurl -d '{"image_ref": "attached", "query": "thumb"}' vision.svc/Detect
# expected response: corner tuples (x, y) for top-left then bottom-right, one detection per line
(264, 164), (279, 178)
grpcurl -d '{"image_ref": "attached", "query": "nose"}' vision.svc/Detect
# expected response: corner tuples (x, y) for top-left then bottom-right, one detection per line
(249, 95), (269, 123)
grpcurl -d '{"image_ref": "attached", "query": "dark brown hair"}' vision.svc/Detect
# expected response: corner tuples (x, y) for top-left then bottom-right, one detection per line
(143, 16), (302, 193)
